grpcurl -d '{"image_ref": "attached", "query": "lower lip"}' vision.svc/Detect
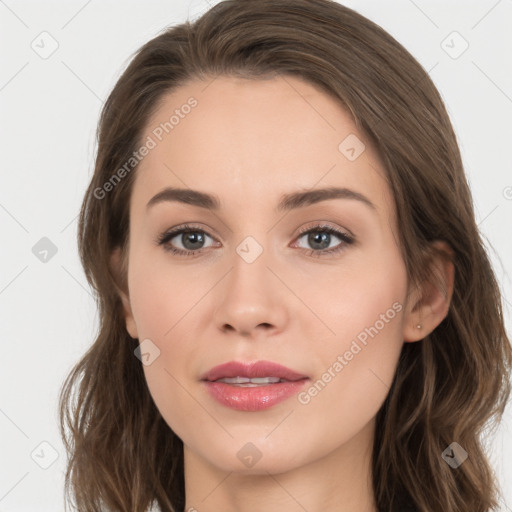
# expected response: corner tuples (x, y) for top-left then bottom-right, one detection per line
(203, 380), (309, 411)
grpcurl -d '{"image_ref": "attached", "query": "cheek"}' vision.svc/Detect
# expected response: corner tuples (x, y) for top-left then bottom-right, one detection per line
(282, 257), (405, 410)
(327, 253), (407, 374)
(128, 261), (201, 437)
(128, 248), (201, 339)
(127, 250), (210, 431)
(293, 295), (406, 449)
(300, 259), (407, 424)
(295, 245), (407, 345)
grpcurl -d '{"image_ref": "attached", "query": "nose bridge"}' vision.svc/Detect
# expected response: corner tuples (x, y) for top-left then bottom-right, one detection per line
(228, 232), (274, 297)
(212, 230), (288, 335)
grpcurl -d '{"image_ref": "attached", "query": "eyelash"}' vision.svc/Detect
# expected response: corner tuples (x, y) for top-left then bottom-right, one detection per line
(156, 223), (355, 258)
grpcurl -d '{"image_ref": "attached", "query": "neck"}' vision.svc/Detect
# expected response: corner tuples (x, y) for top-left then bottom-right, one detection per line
(183, 419), (377, 512)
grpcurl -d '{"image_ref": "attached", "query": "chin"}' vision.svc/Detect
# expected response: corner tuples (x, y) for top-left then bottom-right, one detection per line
(185, 429), (326, 476)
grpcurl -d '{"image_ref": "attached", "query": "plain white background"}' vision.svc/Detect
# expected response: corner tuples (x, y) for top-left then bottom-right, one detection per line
(0, 0), (511, 510)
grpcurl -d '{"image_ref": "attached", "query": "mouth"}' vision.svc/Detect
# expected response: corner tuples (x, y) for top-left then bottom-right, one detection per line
(213, 376), (290, 387)
(200, 360), (309, 411)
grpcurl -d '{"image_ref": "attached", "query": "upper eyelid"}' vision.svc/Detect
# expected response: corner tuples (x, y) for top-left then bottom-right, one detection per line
(162, 222), (351, 237)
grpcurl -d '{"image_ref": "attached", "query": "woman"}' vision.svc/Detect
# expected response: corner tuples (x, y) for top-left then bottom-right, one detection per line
(58, 1), (512, 511)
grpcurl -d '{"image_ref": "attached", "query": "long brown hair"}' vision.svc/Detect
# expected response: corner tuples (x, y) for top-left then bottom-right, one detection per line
(58, 1), (512, 510)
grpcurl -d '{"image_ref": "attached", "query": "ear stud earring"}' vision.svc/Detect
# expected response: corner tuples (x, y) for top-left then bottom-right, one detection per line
(416, 324), (422, 329)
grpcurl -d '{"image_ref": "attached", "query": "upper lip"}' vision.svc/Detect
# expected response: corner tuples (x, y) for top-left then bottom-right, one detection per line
(200, 360), (308, 382)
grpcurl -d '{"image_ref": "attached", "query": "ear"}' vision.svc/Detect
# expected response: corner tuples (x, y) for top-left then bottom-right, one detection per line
(403, 240), (454, 342)
(110, 246), (139, 339)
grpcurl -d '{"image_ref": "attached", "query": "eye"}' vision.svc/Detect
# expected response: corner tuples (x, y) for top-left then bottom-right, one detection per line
(156, 224), (217, 257)
(156, 222), (355, 258)
(293, 224), (354, 257)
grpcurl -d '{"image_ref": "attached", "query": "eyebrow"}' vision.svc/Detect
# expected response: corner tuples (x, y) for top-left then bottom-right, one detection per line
(146, 186), (376, 212)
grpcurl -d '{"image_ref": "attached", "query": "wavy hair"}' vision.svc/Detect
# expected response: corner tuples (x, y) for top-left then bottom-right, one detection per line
(58, 1), (512, 510)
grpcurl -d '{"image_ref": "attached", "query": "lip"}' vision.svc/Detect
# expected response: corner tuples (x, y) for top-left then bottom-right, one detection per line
(200, 360), (309, 412)
(200, 360), (308, 382)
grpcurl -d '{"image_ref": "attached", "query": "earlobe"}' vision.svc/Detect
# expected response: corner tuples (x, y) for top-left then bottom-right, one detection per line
(118, 288), (139, 340)
(110, 247), (139, 340)
(403, 241), (455, 342)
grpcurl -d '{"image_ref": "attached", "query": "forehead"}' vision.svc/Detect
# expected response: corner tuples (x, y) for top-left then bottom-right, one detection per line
(131, 74), (393, 222)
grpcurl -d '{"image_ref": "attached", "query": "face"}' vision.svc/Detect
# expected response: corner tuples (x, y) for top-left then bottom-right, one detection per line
(117, 74), (420, 475)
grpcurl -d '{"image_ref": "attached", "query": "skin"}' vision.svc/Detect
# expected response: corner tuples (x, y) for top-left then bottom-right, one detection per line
(112, 74), (454, 512)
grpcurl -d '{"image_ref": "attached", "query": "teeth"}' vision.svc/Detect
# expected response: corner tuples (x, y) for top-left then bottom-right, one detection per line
(216, 376), (283, 385)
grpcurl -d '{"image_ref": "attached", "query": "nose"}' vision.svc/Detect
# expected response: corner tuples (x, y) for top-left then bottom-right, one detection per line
(212, 248), (289, 339)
